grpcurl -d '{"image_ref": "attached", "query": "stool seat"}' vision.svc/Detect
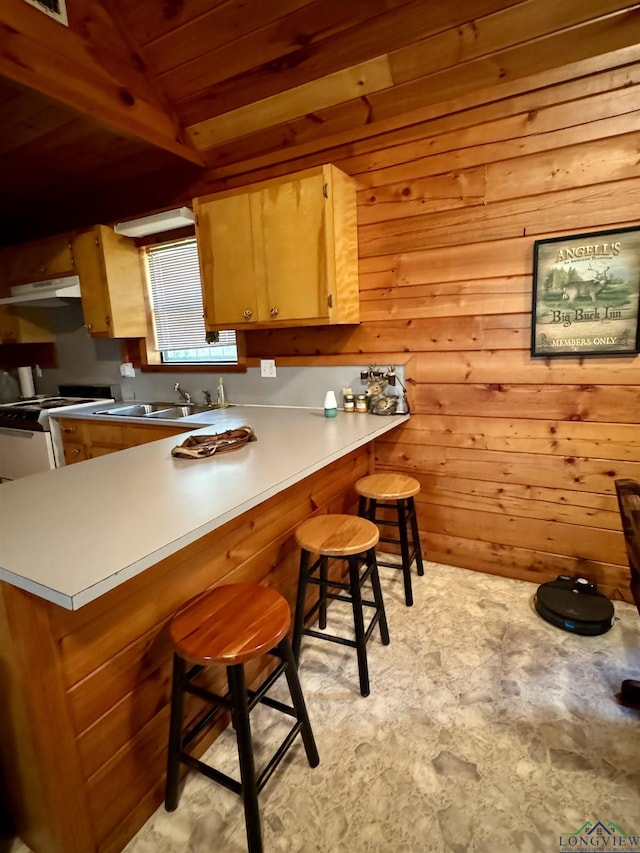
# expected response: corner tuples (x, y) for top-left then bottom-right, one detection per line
(170, 583), (290, 666)
(295, 513), (379, 555)
(355, 473), (420, 501)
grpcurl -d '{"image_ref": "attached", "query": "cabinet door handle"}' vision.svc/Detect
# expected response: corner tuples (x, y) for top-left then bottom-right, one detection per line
(85, 323), (93, 331)
(62, 426), (76, 433)
(71, 448), (81, 455)
(270, 307), (279, 317)
(243, 309), (253, 319)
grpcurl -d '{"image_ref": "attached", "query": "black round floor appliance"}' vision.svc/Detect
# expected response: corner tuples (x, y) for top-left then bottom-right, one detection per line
(534, 575), (614, 636)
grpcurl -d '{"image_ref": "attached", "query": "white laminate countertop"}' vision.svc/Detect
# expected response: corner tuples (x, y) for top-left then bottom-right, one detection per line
(0, 406), (408, 610)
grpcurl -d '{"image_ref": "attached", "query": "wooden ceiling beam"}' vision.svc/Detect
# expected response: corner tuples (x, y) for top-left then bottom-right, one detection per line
(186, 56), (393, 149)
(0, 0), (204, 167)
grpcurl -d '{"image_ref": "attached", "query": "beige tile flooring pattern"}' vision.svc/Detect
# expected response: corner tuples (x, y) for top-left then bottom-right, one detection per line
(6, 561), (640, 852)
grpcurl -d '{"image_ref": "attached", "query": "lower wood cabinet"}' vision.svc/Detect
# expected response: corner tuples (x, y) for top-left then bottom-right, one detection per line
(57, 417), (190, 464)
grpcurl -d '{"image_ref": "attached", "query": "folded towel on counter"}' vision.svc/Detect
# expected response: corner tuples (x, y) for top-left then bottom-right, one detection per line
(171, 426), (257, 459)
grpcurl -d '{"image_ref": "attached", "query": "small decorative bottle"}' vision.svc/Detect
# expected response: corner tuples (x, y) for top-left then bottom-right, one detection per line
(343, 387), (355, 412)
(216, 377), (228, 408)
(323, 390), (337, 418)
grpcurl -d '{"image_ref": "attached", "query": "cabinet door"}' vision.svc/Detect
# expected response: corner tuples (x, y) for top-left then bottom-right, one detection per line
(2, 234), (74, 286)
(252, 170), (330, 323)
(73, 229), (112, 335)
(125, 423), (190, 445)
(98, 227), (148, 337)
(196, 193), (259, 328)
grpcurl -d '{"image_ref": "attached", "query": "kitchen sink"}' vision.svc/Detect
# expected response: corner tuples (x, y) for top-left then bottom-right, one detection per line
(92, 402), (231, 420)
(144, 404), (216, 419)
(95, 402), (178, 417)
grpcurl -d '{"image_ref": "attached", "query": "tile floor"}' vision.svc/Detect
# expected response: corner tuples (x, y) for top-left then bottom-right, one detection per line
(6, 561), (640, 852)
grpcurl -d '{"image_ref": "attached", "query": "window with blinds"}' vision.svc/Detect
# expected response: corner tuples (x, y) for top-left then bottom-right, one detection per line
(146, 238), (237, 364)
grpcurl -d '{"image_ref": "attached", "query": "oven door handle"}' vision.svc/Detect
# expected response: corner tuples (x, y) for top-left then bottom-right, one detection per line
(0, 427), (38, 438)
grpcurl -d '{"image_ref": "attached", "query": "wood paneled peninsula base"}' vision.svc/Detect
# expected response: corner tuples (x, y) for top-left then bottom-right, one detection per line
(0, 406), (408, 853)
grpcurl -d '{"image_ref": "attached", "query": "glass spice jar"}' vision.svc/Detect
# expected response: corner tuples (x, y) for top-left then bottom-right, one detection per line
(355, 394), (368, 413)
(343, 389), (355, 412)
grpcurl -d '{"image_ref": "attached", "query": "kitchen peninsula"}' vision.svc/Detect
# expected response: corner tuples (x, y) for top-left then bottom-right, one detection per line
(0, 405), (408, 853)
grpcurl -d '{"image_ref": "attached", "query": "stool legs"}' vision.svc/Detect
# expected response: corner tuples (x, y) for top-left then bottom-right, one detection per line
(228, 663), (262, 853)
(397, 498), (414, 606)
(293, 548), (311, 664)
(279, 638), (320, 768)
(359, 494), (424, 605)
(165, 653), (186, 812)
(409, 496), (424, 576)
(349, 555), (370, 696)
(367, 547), (390, 647)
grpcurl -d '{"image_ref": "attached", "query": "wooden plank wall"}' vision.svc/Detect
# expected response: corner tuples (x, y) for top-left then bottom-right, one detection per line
(240, 53), (640, 602)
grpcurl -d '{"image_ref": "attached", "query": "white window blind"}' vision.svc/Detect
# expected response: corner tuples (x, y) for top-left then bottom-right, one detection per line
(146, 238), (236, 363)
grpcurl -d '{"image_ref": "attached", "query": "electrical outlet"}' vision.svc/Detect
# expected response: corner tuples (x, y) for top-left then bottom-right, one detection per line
(260, 359), (277, 378)
(119, 362), (136, 378)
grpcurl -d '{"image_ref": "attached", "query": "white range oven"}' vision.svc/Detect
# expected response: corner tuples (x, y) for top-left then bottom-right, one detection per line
(0, 388), (113, 480)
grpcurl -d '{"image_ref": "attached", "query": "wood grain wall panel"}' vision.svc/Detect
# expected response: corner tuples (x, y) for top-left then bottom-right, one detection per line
(376, 441), (639, 497)
(267, 39), (640, 603)
(384, 415), (640, 460)
(388, 0), (636, 84)
(202, 48), (640, 179)
(410, 384), (640, 424)
(369, 8), (640, 121)
(485, 132), (640, 202)
(410, 474), (621, 530)
(352, 105), (640, 193)
(358, 178), (640, 256)
(357, 167), (486, 224)
(423, 532), (629, 600)
(407, 352), (640, 384)
(420, 502), (627, 566)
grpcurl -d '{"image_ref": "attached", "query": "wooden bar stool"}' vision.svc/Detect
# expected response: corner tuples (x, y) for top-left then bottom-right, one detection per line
(165, 582), (319, 853)
(356, 473), (424, 607)
(292, 514), (390, 697)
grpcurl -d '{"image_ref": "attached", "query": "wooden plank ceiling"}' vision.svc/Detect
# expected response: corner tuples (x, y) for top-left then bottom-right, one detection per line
(1, 0), (639, 243)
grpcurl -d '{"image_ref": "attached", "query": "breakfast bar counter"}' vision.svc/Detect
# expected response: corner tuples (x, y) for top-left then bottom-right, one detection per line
(0, 406), (408, 853)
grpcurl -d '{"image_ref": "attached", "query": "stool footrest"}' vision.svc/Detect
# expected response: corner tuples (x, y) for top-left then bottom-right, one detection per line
(180, 753), (242, 795)
(179, 718), (305, 798)
(377, 554), (417, 570)
(302, 606), (382, 648)
(302, 592), (378, 629)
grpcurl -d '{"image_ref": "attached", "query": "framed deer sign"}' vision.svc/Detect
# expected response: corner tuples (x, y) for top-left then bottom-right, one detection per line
(531, 226), (640, 357)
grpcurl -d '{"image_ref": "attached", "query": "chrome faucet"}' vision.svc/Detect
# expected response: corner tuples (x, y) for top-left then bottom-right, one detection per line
(202, 389), (213, 407)
(174, 382), (192, 404)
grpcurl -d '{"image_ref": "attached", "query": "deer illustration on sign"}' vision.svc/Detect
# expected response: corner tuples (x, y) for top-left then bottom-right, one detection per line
(561, 265), (609, 304)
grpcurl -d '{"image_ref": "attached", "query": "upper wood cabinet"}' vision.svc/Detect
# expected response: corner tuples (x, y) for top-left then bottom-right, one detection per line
(194, 164), (359, 331)
(72, 225), (148, 337)
(0, 233), (75, 290)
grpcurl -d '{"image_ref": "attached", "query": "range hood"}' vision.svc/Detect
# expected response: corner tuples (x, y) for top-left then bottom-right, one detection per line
(0, 276), (82, 307)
